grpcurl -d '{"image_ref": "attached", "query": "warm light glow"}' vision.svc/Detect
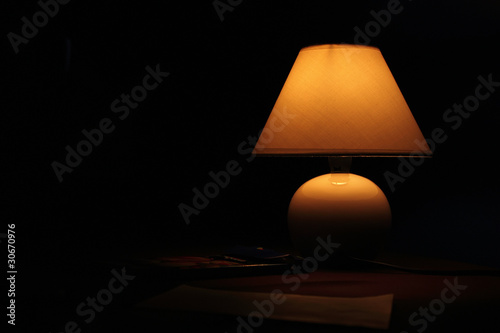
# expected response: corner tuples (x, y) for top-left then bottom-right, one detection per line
(253, 44), (431, 156)
(294, 174), (385, 204)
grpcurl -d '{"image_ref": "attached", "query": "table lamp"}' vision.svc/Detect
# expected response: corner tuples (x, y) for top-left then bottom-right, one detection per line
(253, 44), (431, 259)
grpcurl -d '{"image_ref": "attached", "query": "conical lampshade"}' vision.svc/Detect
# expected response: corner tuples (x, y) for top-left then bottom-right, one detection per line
(253, 44), (431, 156)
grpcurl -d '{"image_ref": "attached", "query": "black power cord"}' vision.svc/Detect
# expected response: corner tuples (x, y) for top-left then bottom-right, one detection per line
(346, 255), (500, 276)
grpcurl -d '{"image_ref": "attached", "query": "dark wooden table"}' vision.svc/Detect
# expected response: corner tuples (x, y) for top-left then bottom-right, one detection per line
(84, 250), (500, 333)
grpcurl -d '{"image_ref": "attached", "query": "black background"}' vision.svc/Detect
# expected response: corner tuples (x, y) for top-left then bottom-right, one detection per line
(3, 0), (500, 331)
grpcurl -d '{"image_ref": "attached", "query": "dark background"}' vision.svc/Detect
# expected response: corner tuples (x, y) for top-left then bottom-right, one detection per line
(3, 0), (500, 331)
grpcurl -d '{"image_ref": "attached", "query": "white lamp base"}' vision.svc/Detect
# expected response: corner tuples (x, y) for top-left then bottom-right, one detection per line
(288, 173), (391, 259)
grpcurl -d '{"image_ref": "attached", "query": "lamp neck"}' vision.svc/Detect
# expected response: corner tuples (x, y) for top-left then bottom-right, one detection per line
(328, 157), (352, 173)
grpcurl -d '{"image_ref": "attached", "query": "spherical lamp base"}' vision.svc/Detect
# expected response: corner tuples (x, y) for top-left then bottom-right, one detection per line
(288, 173), (391, 260)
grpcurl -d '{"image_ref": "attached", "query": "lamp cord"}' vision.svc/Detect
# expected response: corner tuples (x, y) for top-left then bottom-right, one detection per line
(345, 255), (500, 276)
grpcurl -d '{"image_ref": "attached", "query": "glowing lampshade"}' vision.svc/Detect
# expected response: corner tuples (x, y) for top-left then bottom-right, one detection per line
(253, 44), (431, 156)
(253, 44), (431, 259)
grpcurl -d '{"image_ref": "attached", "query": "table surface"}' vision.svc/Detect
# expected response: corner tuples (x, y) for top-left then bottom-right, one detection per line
(88, 250), (500, 333)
